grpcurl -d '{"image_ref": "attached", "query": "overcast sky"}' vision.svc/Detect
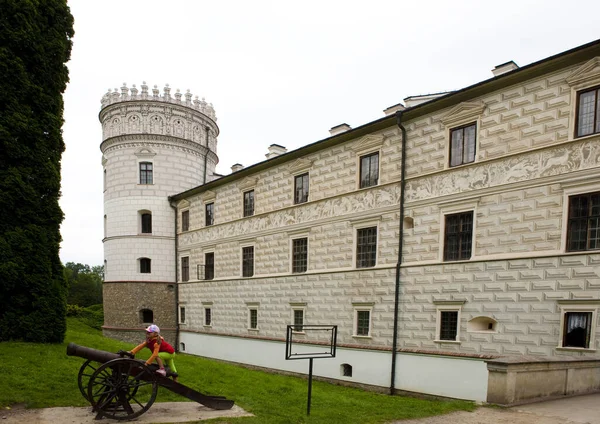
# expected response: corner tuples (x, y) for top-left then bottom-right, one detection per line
(59, 0), (600, 266)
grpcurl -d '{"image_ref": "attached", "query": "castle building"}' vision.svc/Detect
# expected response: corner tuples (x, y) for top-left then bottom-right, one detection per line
(102, 39), (600, 403)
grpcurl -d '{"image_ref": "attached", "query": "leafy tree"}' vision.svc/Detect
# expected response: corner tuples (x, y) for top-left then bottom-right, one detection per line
(0, 0), (74, 342)
(64, 262), (103, 307)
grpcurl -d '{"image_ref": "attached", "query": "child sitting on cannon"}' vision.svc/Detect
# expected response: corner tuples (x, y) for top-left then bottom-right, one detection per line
(129, 324), (178, 381)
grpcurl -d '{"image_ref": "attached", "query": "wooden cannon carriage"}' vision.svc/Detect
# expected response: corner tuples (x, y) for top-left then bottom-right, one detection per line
(67, 342), (234, 420)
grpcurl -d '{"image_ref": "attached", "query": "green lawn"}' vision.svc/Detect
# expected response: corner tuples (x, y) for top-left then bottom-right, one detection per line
(0, 318), (476, 423)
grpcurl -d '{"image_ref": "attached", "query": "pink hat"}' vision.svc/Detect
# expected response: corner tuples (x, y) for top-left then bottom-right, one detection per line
(146, 324), (160, 333)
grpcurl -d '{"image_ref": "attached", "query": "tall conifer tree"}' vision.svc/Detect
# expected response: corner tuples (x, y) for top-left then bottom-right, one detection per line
(0, 0), (74, 342)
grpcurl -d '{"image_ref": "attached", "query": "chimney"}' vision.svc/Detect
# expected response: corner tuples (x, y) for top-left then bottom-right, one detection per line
(231, 163), (244, 173)
(383, 103), (406, 116)
(266, 144), (288, 159)
(492, 61), (519, 77)
(329, 123), (352, 136)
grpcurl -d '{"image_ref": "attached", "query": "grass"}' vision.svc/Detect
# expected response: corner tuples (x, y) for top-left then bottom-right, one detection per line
(0, 318), (476, 423)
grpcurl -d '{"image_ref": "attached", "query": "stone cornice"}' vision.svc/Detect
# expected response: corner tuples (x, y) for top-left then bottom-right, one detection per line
(238, 177), (258, 191)
(288, 158), (313, 175)
(440, 101), (486, 128)
(566, 56), (600, 89)
(351, 134), (384, 155)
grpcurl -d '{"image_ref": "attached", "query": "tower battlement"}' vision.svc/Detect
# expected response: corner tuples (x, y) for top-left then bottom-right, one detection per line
(100, 82), (217, 122)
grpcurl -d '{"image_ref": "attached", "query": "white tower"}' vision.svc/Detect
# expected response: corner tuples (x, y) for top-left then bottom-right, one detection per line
(99, 82), (218, 343)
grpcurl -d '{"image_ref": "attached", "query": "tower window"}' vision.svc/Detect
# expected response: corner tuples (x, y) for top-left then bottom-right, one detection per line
(140, 257), (151, 274)
(141, 213), (152, 234)
(139, 162), (153, 184)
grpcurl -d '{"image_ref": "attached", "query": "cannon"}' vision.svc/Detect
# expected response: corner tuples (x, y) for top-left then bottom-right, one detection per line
(67, 342), (234, 420)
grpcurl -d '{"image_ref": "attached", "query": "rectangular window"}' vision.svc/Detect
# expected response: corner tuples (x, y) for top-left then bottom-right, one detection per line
(567, 192), (600, 252)
(439, 311), (459, 341)
(576, 87), (600, 137)
(204, 252), (214, 280)
(294, 173), (309, 204)
(292, 238), (308, 273)
(141, 213), (152, 234)
(293, 309), (304, 332)
(181, 210), (189, 232)
(205, 202), (214, 226)
(181, 256), (189, 282)
(242, 246), (254, 277)
(249, 308), (258, 330)
(356, 227), (377, 268)
(359, 152), (379, 188)
(444, 212), (473, 261)
(140, 258), (151, 274)
(450, 123), (476, 167)
(243, 190), (255, 217)
(563, 312), (593, 348)
(139, 162), (153, 184)
(179, 306), (186, 324)
(356, 310), (370, 336)
(204, 307), (212, 326)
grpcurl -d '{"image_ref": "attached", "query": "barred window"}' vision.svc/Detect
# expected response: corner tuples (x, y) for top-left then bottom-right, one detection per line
(242, 246), (254, 277)
(356, 227), (377, 268)
(204, 308), (212, 326)
(179, 306), (186, 324)
(444, 212), (473, 261)
(181, 256), (189, 282)
(576, 87), (600, 137)
(450, 123), (476, 167)
(359, 152), (379, 188)
(139, 258), (151, 274)
(294, 173), (309, 204)
(181, 210), (189, 232)
(204, 252), (214, 280)
(249, 309), (258, 329)
(567, 192), (600, 252)
(244, 190), (254, 217)
(292, 238), (308, 273)
(293, 309), (304, 332)
(141, 213), (152, 234)
(205, 202), (214, 226)
(139, 162), (153, 184)
(440, 311), (458, 341)
(356, 310), (370, 336)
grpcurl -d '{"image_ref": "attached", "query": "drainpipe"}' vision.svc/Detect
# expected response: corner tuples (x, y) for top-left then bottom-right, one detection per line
(169, 200), (180, 352)
(390, 110), (407, 395)
(203, 127), (210, 184)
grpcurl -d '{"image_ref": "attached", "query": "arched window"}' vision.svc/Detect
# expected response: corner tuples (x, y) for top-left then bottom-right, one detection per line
(140, 309), (153, 323)
(140, 258), (151, 274)
(141, 212), (152, 234)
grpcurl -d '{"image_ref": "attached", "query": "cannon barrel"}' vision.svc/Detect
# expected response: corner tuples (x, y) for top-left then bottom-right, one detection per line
(67, 342), (123, 364)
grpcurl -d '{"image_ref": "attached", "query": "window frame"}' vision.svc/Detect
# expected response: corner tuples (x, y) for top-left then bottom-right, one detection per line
(203, 303), (213, 327)
(434, 302), (464, 343)
(352, 303), (374, 338)
(565, 191), (600, 252)
(359, 151), (380, 189)
(179, 306), (186, 324)
(294, 172), (309, 204)
(205, 202), (214, 226)
(243, 190), (255, 217)
(557, 301), (599, 351)
(141, 212), (152, 234)
(241, 245), (254, 277)
(204, 252), (215, 280)
(291, 236), (308, 274)
(139, 257), (151, 274)
(181, 210), (190, 232)
(449, 122), (477, 168)
(575, 86), (600, 138)
(443, 211), (474, 261)
(181, 256), (189, 282)
(291, 305), (306, 333)
(247, 303), (259, 331)
(356, 226), (378, 268)
(139, 161), (153, 185)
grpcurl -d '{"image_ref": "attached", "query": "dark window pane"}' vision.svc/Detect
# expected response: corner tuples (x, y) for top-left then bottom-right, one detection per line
(204, 252), (214, 280)
(180, 307), (186, 324)
(141, 309), (153, 323)
(440, 311), (458, 341)
(205, 203), (214, 226)
(294, 173), (309, 204)
(356, 311), (370, 336)
(250, 309), (258, 329)
(360, 152), (379, 188)
(140, 162), (153, 184)
(444, 212), (473, 261)
(205, 308), (212, 326)
(577, 89), (598, 137)
(141, 213), (152, 233)
(567, 192), (600, 252)
(242, 246), (254, 277)
(292, 238), (308, 273)
(356, 227), (377, 268)
(293, 310), (303, 332)
(563, 312), (592, 348)
(244, 190), (255, 217)
(182, 210), (189, 231)
(140, 258), (151, 273)
(181, 256), (189, 282)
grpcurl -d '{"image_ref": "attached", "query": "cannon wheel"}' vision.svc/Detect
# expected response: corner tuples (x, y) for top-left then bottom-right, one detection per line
(87, 358), (158, 421)
(77, 359), (99, 402)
